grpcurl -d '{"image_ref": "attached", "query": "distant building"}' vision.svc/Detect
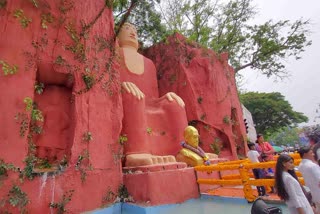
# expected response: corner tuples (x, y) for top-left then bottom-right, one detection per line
(242, 104), (257, 143)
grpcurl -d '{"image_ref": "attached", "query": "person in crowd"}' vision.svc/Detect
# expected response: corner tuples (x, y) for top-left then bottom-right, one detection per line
(275, 154), (314, 214)
(260, 153), (275, 194)
(255, 134), (275, 193)
(298, 146), (320, 214)
(247, 142), (267, 197)
(306, 126), (320, 166)
(255, 134), (275, 161)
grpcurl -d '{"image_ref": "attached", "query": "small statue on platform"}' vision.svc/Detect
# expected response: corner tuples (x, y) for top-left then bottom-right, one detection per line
(176, 126), (217, 166)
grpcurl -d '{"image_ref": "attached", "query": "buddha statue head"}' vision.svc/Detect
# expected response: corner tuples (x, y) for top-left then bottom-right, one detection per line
(118, 22), (139, 50)
(183, 126), (199, 148)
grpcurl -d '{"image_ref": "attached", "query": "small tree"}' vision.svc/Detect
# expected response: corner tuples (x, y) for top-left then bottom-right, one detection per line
(268, 127), (301, 147)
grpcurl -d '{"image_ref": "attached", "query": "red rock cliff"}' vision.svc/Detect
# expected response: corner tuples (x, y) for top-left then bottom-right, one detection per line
(144, 33), (248, 160)
(0, 1), (123, 212)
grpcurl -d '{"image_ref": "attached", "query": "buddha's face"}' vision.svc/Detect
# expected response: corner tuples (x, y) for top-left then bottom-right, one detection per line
(184, 126), (199, 148)
(118, 23), (138, 50)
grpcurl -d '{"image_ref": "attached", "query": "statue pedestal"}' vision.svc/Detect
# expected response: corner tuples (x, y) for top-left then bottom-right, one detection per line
(123, 163), (199, 205)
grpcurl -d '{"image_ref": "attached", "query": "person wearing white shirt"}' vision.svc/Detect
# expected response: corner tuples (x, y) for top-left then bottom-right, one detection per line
(247, 143), (267, 196)
(305, 125), (320, 166)
(299, 146), (320, 214)
(275, 154), (314, 214)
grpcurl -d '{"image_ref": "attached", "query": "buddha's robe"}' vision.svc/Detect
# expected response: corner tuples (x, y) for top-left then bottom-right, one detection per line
(119, 53), (188, 156)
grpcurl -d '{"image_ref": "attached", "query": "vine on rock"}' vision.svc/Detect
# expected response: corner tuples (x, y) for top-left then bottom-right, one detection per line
(210, 137), (222, 155)
(118, 134), (127, 146)
(101, 186), (116, 206)
(13, 9), (32, 28)
(223, 115), (230, 124)
(75, 149), (92, 183)
(14, 113), (29, 137)
(65, 21), (86, 62)
(59, 0), (74, 14)
(82, 73), (95, 90)
(0, 60), (19, 75)
(0, 185), (30, 213)
(0, 159), (18, 178)
(34, 81), (45, 94)
(14, 97), (45, 180)
(113, 184), (134, 203)
(41, 12), (54, 29)
(49, 189), (75, 214)
(82, 131), (93, 143)
(29, 0), (38, 8)
(22, 141), (37, 180)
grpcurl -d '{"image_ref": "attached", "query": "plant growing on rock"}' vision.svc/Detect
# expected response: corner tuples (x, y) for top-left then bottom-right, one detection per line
(0, 159), (18, 178)
(210, 137), (222, 155)
(118, 134), (128, 145)
(6, 185), (30, 213)
(101, 187), (116, 206)
(49, 189), (74, 214)
(223, 115), (231, 125)
(75, 149), (92, 183)
(0, 60), (18, 75)
(114, 184), (134, 203)
(34, 82), (45, 94)
(13, 9), (32, 28)
(82, 131), (93, 143)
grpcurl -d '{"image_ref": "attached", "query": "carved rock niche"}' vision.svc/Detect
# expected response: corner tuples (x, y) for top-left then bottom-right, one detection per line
(32, 61), (75, 170)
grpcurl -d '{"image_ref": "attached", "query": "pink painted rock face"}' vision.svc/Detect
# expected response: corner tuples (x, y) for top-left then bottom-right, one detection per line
(0, 1), (124, 212)
(144, 33), (248, 160)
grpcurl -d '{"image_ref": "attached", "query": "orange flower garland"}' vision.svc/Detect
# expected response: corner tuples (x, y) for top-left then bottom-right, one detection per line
(195, 154), (304, 202)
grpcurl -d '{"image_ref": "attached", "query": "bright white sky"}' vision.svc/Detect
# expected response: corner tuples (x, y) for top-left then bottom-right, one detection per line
(241, 0), (320, 126)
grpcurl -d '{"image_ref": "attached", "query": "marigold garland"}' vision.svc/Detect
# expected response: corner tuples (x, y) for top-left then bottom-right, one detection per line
(181, 141), (210, 165)
(195, 155), (304, 202)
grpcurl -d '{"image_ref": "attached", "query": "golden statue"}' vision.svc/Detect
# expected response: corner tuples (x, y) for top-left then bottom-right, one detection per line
(176, 126), (217, 166)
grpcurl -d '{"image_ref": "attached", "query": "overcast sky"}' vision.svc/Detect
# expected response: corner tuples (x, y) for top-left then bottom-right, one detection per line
(241, 0), (320, 126)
